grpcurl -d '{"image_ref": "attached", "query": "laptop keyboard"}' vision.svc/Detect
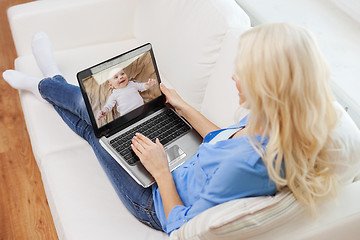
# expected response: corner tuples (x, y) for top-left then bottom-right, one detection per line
(109, 109), (191, 166)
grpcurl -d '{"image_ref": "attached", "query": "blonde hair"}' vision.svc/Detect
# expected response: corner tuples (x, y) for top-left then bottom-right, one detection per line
(235, 23), (339, 214)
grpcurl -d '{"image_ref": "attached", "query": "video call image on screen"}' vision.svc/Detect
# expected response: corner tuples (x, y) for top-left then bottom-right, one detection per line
(83, 51), (162, 128)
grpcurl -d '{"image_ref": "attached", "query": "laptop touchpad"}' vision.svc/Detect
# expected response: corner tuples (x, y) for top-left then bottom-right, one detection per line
(166, 145), (186, 163)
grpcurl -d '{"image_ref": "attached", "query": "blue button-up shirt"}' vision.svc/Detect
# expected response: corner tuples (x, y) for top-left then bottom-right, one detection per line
(152, 116), (277, 234)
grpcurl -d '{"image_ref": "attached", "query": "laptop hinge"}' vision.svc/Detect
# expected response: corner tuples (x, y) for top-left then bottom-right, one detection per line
(104, 105), (165, 138)
(104, 113), (150, 138)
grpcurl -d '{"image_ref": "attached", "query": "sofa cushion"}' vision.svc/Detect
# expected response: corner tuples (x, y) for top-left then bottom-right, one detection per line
(170, 189), (303, 240)
(200, 29), (246, 128)
(41, 146), (168, 240)
(331, 101), (360, 184)
(134, 0), (250, 110)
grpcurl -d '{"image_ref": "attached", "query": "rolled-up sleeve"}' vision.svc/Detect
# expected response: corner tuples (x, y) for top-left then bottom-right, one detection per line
(165, 198), (215, 234)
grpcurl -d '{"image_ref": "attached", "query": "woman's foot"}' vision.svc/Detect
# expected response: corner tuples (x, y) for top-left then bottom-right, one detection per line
(31, 32), (61, 77)
(2, 70), (46, 102)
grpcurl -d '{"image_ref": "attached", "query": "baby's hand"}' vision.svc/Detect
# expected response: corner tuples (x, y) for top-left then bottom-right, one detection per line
(97, 109), (108, 120)
(145, 79), (156, 89)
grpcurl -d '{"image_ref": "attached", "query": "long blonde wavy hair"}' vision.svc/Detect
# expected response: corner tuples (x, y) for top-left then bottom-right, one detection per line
(235, 23), (339, 214)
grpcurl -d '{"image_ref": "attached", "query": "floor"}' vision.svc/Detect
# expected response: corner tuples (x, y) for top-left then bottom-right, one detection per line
(0, 0), (58, 239)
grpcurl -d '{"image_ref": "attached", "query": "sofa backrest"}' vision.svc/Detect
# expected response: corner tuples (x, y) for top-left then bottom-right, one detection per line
(8, 0), (139, 57)
(134, 0), (250, 110)
(200, 28), (249, 128)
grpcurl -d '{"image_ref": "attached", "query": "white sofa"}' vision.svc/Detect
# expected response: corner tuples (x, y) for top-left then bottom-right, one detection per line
(7, 0), (360, 239)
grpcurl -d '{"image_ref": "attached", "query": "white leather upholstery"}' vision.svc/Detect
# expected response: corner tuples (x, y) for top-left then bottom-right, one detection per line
(134, 0), (250, 110)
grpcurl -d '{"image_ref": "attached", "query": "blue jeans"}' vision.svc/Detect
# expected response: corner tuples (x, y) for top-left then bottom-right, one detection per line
(38, 75), (163, 231)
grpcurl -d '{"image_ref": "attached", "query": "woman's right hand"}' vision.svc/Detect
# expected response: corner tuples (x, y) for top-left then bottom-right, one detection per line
(160, 83), (219, 137)
(160, 83), (189, 117)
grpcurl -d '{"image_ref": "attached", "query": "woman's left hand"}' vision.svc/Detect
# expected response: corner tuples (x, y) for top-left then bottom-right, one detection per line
(131, 133), (169, 180)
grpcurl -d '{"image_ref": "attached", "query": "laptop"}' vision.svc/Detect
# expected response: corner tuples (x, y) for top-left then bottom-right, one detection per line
(77, 43), (202, 187)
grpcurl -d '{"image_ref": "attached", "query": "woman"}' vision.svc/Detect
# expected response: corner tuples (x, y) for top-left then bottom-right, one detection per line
(3, 23), (340, 234)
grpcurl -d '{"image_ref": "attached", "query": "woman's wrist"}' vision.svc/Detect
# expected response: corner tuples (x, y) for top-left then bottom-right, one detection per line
(177, 102), (193, 118)
(155, 169), (184, 218)
(154, 170), (172, 184)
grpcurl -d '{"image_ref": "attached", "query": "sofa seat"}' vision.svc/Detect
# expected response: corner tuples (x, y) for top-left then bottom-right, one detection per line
(9, 0), (248, 238)
(15, 39), (170, 239)
(41, 147), (168, 240)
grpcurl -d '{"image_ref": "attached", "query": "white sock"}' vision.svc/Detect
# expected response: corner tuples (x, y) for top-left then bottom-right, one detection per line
(31, 32), (61, 77)
(2, 70), (46, 103)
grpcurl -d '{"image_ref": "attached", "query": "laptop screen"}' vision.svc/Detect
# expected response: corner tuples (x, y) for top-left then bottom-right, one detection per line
(77, 44), (165, 137)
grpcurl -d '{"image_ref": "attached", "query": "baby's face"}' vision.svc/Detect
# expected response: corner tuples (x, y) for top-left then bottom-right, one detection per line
(109, 70), (129, 89)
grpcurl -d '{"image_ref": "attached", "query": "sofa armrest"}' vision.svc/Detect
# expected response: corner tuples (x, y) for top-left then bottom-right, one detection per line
(8, 0), (138, 57)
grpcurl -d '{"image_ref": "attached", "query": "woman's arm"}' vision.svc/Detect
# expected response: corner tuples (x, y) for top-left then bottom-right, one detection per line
(131, 133), (184, 218)
(155, 171), (184, 218)
(160, 83), (220, 138)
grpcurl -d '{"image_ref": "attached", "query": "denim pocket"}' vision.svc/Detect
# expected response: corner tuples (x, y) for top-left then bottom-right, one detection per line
(132, 201), (162, 231)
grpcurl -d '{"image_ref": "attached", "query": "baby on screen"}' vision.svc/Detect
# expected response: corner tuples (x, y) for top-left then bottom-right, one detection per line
(96, 67), (156, 120)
